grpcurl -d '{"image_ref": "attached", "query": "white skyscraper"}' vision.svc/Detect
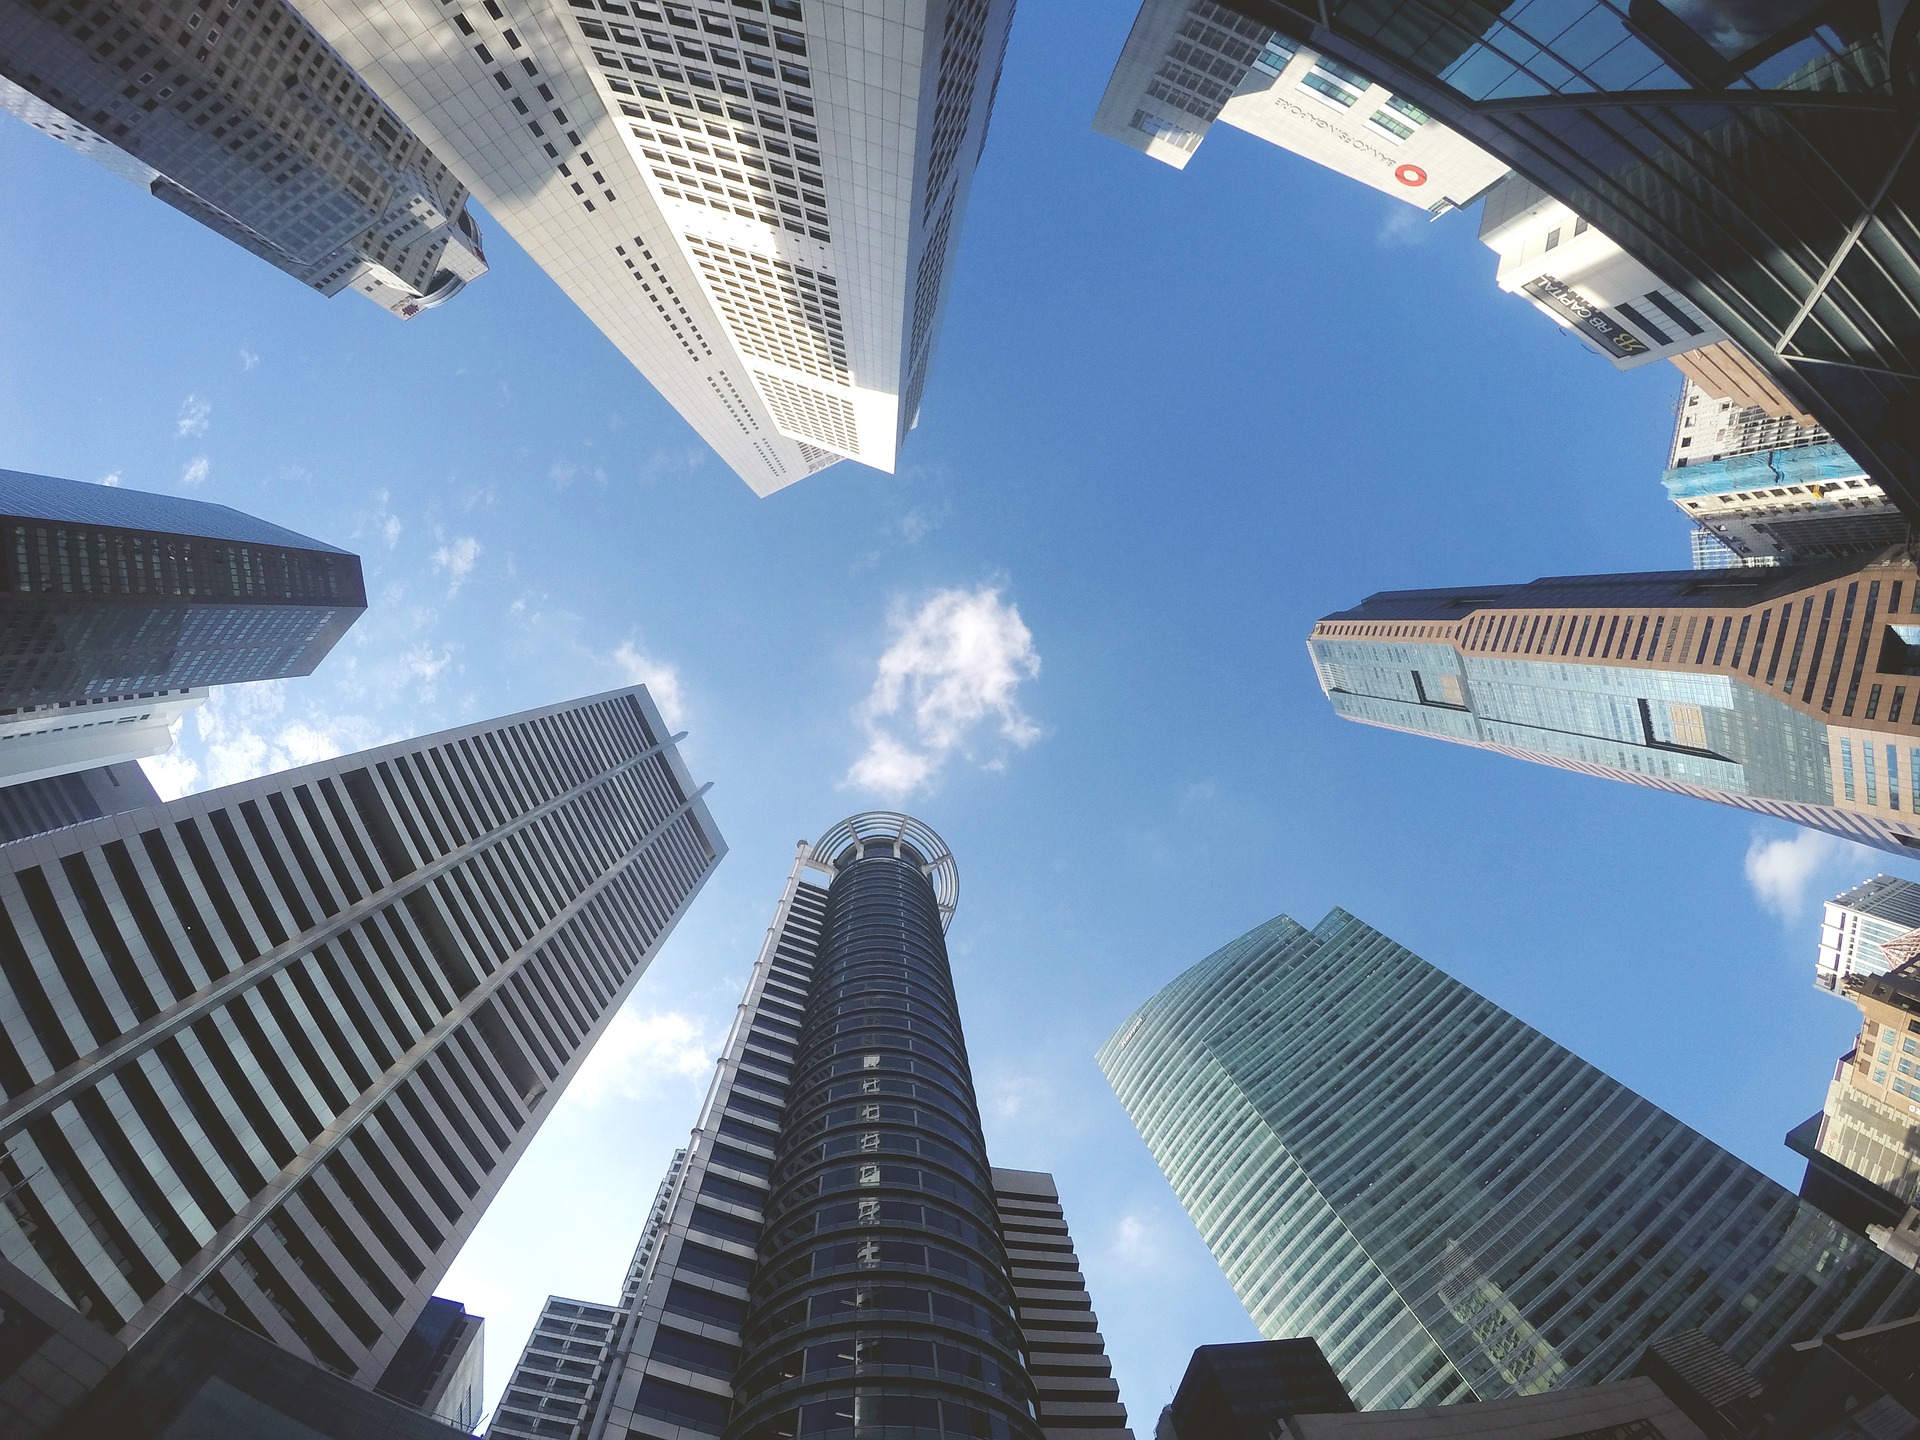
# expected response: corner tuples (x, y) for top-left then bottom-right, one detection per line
(291, 0), (1015, 495)
(1093, 1), (1507, 214)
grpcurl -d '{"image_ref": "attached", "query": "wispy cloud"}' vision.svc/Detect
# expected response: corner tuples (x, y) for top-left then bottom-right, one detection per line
(567, 1003), (718, 1106)
(609, 640), (685, 729)
(98, 471), (121, 488)
(240, 348), (260, 371)
(176, 394), (212, 437)
(845, 586), (1041, 798)
(180, 456), (210, 487)
(1377, 205), (1432, 250)
(401, 643), (454, 700)
(431, 535), (483, 593)
(141, 682), (387, 798)
(1744, 829), (1877, 919)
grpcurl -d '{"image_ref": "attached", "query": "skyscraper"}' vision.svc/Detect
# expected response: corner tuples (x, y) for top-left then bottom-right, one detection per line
(0, 686), (723, 1435)
(1309, 553), (1920, 857)
(1099, 908), (1920, 1410)
(1196, 0), (1920, 515)
(990, 1168), (1133, 1438)
(290, 0), (1016, 495)
(498, 812), (1129, 1440)
(1787, 956), (1920, 1236)
(1094, 2), (1507, 215)
(0, 466), (366, 709)
(1820, 876), (1920, 993)
(1664, 380), (1906, 569)
(0, 2), (486, 318)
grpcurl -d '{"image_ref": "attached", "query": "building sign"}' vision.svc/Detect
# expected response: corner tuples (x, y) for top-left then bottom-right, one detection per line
(1522, 274), (1651, 357)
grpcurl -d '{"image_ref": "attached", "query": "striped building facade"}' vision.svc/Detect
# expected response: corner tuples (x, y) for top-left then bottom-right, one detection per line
(1310, 553), (1920, 856)
(0, 686), (722, 1418)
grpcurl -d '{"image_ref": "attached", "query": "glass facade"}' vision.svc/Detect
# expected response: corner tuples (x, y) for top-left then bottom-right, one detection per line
(0, 468), (367, 707)
(1099, 908), (1920, 1409)
(727, 840), (1040, 1440)
(1220, 0), (1920, 516)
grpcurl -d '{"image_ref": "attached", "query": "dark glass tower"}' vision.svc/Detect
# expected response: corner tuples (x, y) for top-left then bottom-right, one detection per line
(0, 467), (365, 707)
(726, 825), (1039, 1440)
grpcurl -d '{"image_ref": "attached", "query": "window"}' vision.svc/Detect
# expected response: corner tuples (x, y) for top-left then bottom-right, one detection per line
(1384, 93), (1428, 122)
(1368, 109), (1414, 140)
(1301, 69), (1360, 105)
(1842, 738), (1856, 800)
(1545, 227), (1561, 249)
(1867, 743), (1880, 807)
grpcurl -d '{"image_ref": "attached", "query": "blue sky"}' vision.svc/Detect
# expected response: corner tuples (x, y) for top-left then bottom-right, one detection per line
(4, 0), (1916, 1427)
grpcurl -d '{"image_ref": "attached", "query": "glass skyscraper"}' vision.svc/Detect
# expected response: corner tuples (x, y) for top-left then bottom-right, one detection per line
(502, 813), (1130, 1440)
(1310, 554), (1920, 858)
(1099, 908), (1920, 1410)
(0, 687), (722, 1436)
(0, 0), (487, 316)
(0, 466), (366, 708)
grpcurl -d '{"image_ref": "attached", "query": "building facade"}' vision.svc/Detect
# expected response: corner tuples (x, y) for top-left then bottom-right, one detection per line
(1204, 0), (1920, 518)
(1095, 0), (1508, 214)
(1478, 173), (1726, 373)
(0, 691), (206, 791)
(990, 1168), (1132, 1438)
(0, 467), (366, 711)
(0, 686), (723, 1432)
(1820, 876), (1920, 993)
(1309, 555), (1920, 858)
(0, 7), (486, 318)
(501, 813), (1126, 1440)
(1159, 1338), (1356, 1440)
(291, 0), (1015, 495)
(1663, 380), (1906, 569)
(1099, 908), (1920, 1410)
(0, 762), (160, 847)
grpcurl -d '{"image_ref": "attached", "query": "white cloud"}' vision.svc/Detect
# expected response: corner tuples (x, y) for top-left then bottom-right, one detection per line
(1377, 206), (1431, 250)
(845, 586), (1041, 798)
(176, 394), (212, 437)
(431, 535), (482, 593)
(180, 456), (210, 487)
(98, 471), (121, 488)
(240, 348), (260, 371)
(1744, 829), (1875, 919)
(567, 1004), (717, 1106)
(382, 514), (403, 548)
(401, 643), (454, 700)
(143, 683), (386, 797)
(609, 641), (685, 730)
(140, 747), (200, 801)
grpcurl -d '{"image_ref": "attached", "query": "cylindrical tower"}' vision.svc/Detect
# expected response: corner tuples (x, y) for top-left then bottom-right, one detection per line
(725, 814), (1041, 1440)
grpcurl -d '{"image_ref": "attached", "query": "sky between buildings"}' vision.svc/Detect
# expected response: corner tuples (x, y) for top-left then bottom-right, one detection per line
(3, 0), (1915, 1427)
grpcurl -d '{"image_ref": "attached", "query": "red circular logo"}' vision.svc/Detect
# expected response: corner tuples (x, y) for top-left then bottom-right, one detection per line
(1395, 163), (1428, 187)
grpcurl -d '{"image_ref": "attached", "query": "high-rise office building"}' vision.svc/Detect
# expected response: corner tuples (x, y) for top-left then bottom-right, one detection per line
(502, 813), (1127, 1440)
(291, 0), (1015, 495)
(0, 762), (160, 846)
(1197, 0), (1920, 516)
(0, 686), (723, 1436)
(1095, 1), (1507, 214)
(991, 1168), (1132, 1438)
(0, 467), (366, 710)
(1788, 957), (1920, 1238)
(0, 3), (486, 318)
(1820, 876), (1920, 993)
(1098, 908), (1920, 1410)
(1309, 553), (1920, 858)
(1478, 173), (1729, 375)
(1664, 381), (1906, 569)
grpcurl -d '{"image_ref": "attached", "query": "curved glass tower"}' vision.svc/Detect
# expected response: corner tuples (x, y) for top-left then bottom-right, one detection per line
(726, 816), (1040, 1440)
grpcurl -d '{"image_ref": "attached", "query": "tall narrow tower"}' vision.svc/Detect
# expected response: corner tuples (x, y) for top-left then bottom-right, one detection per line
(290, 0), (1017, 493)
(0, 687), (723, 1427)
(1310, 553), (1920, 857)
(497, 813), (1132, 1440)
